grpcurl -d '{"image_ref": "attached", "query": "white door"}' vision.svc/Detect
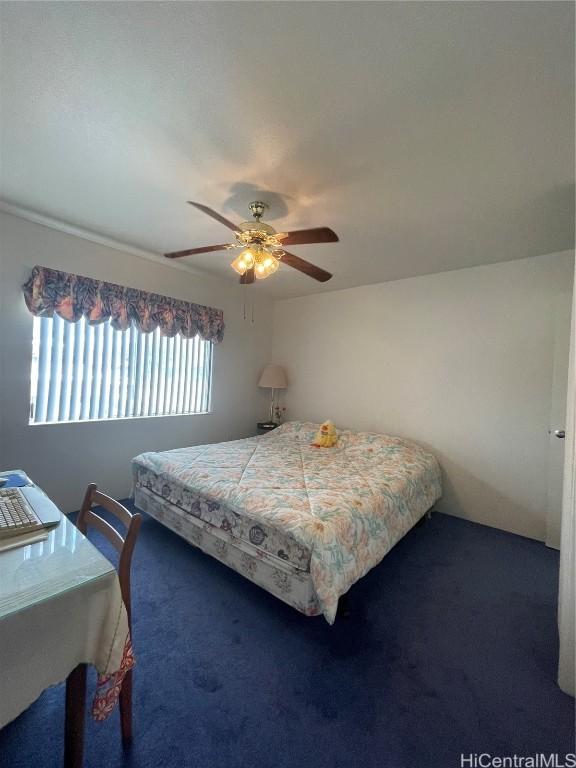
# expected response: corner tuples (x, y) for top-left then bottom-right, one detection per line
(557, 255), (575, 696)
(546, 299), (572, 548)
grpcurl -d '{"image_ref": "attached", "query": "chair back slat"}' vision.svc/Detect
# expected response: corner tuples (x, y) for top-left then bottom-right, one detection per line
(91, 490), (134, 528)
(82, 509), (125, 552)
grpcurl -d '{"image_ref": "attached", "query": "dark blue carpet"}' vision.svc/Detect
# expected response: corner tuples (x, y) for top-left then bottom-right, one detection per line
(1, 506), (573, 768)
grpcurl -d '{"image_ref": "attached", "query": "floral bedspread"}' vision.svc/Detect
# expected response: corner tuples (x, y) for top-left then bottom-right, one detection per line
(133, 464), (311, 570)
(132, 422), (442, 623)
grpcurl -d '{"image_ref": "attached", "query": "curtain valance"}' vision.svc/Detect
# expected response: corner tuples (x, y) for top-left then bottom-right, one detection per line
(22, 266), (225, 343)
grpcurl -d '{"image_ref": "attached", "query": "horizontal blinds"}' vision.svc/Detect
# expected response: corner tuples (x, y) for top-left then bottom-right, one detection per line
(30, 315), (213, 424)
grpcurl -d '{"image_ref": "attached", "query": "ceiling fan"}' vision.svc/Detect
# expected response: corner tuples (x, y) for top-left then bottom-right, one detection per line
(165, 201), (338, 284)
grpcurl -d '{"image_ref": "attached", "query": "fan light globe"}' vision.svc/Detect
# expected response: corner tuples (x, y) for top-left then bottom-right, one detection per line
(252, 247), (280, 279)
(265, 258), (279, 277)
(231, 248), (255, 275)
(240, 248), (255, 269)
(230, 255), (245, 275)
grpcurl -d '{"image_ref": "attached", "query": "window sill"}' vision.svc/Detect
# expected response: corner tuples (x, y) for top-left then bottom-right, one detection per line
(28, 411), (214, 427)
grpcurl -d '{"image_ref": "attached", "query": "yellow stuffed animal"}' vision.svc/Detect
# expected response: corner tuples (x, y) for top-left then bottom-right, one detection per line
(311, 420), (338, 448)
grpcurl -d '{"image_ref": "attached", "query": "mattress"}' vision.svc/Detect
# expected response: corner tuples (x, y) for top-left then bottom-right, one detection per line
(132, 421), (442, 623)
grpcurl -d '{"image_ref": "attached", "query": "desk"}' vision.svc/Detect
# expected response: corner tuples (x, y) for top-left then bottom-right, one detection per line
(0, 472), (133, 767)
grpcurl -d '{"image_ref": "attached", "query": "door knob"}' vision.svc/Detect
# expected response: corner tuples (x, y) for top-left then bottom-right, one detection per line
(554, 429), (566, 439)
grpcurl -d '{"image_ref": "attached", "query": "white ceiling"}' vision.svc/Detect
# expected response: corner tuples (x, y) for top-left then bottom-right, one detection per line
(1, 1), (574, 299)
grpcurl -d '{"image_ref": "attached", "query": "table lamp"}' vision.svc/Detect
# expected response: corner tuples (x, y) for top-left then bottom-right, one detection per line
(258, 364), (287, 426)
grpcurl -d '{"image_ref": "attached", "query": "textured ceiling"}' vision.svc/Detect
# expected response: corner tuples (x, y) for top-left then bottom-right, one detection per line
(1, 1), (574, 299)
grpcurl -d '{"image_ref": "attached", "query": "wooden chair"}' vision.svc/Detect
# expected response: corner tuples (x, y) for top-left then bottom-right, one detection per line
(76, 483), (142, 744)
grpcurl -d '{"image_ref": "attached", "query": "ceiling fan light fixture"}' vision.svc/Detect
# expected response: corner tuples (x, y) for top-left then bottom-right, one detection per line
(232, 243), (280, 279)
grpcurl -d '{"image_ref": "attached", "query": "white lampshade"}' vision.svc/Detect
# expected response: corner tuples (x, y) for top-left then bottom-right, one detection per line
(258, 364), (287, 389)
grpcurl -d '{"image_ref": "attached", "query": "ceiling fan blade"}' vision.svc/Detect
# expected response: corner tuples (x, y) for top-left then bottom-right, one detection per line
(187, 202), (238, 232)
(165, 243), (230, 259)
(280, 227), (339, 246)
(281, 250), (332, 282)
(239, 267), (255, 284)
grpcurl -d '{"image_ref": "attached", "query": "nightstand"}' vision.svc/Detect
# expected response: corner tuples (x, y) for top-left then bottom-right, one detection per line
(257, 422), (278, 435)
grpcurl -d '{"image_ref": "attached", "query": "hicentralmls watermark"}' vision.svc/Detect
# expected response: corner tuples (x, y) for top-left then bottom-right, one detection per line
(460, 756), (576, 768)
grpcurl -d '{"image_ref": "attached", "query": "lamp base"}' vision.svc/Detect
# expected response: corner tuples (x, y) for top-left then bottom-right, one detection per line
(269, 388), (276, 424)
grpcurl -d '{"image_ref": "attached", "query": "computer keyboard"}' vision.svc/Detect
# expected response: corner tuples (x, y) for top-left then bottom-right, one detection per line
(0, 487), (43, 539)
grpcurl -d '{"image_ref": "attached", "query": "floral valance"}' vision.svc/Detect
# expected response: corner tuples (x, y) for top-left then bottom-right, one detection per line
(22, 266), (225, 343)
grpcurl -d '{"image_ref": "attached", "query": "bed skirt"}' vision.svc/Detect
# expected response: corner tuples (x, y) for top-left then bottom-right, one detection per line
(133, 484), (322, 616)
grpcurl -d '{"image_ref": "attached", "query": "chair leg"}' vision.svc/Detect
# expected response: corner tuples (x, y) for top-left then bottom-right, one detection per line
(64, 664), (87, 768)
(119, 668), (133, 745)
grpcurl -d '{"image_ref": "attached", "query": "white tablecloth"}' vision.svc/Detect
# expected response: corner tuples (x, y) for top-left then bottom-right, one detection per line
(0, 514), (133, 727)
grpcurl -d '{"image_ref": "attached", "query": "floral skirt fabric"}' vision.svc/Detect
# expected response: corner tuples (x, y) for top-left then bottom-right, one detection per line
(134, 485), (321, 616)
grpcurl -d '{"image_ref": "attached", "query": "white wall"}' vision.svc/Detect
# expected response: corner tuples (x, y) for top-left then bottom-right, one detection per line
(272, 252), (574, 541)
(0, 212), (273, 511)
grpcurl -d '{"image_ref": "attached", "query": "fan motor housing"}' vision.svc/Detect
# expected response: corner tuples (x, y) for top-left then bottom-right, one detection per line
(238, 221), (276, 237)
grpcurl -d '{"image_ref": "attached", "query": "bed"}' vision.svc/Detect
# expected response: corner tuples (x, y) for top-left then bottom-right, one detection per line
(132, 421), (442, 623)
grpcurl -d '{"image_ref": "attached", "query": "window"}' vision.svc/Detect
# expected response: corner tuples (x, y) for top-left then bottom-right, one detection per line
(30, 315), (213, 424)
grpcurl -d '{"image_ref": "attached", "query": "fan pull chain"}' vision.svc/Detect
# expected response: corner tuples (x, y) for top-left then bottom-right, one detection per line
(240, 282), (256, 323)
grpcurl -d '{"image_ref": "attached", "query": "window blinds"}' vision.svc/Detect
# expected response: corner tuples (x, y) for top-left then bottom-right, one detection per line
(30, 315), (213, 424)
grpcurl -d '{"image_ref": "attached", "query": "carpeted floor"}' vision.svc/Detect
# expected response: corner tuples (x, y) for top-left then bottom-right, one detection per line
(1, 505), (573, 768)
